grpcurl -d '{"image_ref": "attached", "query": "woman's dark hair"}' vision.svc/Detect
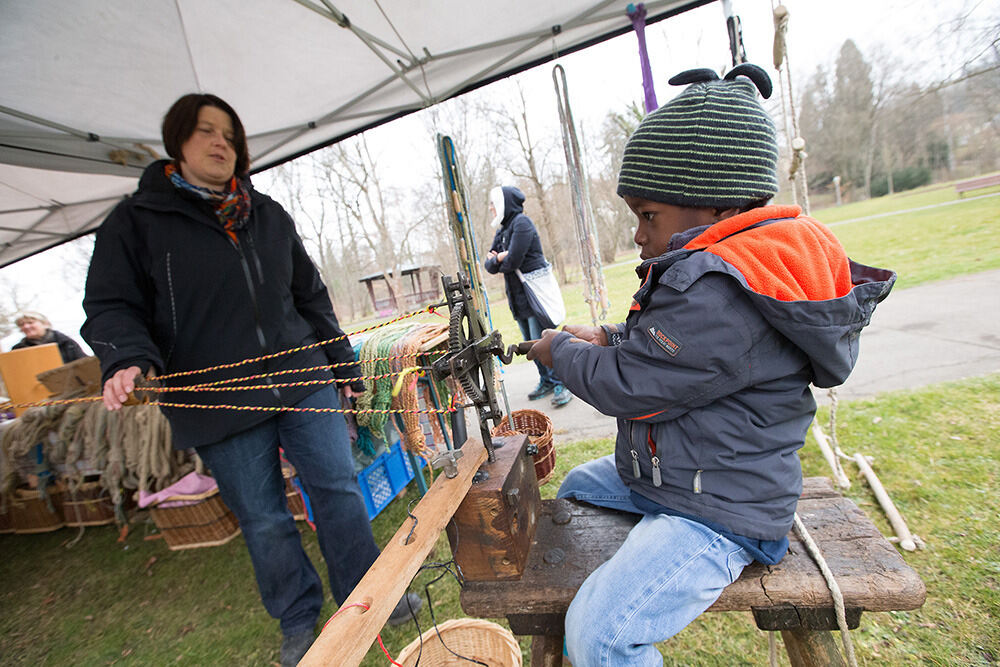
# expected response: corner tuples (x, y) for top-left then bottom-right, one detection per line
(161, 93), (250, 178)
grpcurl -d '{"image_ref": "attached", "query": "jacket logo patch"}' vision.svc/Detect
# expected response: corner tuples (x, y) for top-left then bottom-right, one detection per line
(647, 326), (682, 356)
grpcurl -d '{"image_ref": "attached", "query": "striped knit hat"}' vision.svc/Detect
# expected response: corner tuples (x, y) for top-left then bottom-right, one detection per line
(617, 64), (778, 208)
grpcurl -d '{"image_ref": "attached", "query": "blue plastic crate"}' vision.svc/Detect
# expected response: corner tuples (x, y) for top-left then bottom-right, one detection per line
(358, 441), (425, 521)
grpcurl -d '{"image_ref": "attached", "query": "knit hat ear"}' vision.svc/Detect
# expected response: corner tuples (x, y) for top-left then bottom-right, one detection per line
(617, 64), (779, 209)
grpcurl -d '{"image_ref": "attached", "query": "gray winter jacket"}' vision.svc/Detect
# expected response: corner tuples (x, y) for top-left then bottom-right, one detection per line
(550, 206), (894, 540)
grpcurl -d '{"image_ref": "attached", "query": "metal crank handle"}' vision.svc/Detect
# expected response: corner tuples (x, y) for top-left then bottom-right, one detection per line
(498, 339), (538, 364)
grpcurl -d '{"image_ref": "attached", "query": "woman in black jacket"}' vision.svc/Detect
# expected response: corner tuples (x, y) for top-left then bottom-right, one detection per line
(12, 311), (86, 363)
(483, 186), (572, 407)
(81, 93), (417, 665)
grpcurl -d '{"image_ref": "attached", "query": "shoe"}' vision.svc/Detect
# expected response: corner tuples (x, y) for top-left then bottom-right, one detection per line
(551, 385), (573, 408)
(280, 629), (315, 667)
(528, 381), (556, 401)
(386, 591), (422, 627)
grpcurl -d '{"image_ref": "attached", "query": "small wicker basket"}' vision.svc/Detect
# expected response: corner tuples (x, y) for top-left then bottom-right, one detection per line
(281, 462), (307, 521)
(63, 479), (116, 527)
(149, 488), (241, 550)
(491, 409), (555, 485)
(395, 618), (522, 667)
(0, 499), (12, 534)
(10, 484), (65, 534)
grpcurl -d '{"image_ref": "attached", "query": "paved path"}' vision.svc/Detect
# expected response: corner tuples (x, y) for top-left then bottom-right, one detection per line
(494, 269), (1000, 443)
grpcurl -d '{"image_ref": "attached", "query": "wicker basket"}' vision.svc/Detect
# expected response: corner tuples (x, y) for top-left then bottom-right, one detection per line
(491, 409), (555, 485)
(396, 618), (522, 667)
(285, 478), (306, 521)
(281, 462), (307, 521)
(10, 484), (65, 534)
(0, 497), (14, 533)
(63, 479), (116, 527)
(149, 488), (241, 550)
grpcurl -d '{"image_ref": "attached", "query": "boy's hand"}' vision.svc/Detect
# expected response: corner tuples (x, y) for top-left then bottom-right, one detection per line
(562, 324), (607, 346)
(526, 329), (559, 367)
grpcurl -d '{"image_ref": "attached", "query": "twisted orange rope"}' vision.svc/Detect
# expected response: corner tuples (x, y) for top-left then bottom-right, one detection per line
(0, 304), (456, 415)
(152, 306), (435, 381)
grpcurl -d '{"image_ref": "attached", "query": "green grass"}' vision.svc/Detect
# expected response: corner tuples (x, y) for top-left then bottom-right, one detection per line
(2, 374), (998, 665)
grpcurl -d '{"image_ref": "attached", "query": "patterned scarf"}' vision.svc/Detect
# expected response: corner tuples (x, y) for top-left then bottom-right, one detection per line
(165, 162), (250, 243)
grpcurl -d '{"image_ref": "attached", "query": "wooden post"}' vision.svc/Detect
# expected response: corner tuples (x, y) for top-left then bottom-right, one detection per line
(530, 635), (564, 667)
(811, 422), (850, 489)
(299, 438), (488, 667)
(781, 628), (847, 667)
(853, 453), (917, 551)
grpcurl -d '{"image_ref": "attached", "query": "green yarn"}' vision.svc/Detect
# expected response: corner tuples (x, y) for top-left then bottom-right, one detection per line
(355, 324), (411, 436)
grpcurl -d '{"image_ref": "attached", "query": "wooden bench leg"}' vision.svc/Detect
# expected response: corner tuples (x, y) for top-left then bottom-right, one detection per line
(780, 629), (846, 667)
(530, 635), (564, 667)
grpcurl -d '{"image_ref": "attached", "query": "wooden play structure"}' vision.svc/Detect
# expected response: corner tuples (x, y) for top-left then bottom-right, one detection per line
(358, 264), (443, 316)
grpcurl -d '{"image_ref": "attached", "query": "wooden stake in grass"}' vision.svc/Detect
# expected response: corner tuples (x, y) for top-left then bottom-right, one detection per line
(812, 421), (851, 489)
(852, 453), (918, 552)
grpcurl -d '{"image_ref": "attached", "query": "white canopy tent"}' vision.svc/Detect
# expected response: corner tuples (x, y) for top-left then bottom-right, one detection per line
(0, 0), (707, 268)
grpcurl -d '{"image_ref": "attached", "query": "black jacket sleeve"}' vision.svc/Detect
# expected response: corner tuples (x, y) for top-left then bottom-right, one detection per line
(483, 228), (504, 274)
(494, 215), (534, 273)
(81, 204), (163, 383)
(285, 210), (362, 389)
(51, 330), (87, 363)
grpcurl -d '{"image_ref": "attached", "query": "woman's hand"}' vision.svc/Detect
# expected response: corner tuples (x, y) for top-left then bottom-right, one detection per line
(342, 385), (362, 400)
(102, 366), (143, 410)
(497, 250), (509, 262)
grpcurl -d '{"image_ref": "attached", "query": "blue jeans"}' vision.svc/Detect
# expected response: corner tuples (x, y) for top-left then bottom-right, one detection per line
(516, 315), (558, 386)
(196, 385), (380, 636)
(557, 456), (753, 666)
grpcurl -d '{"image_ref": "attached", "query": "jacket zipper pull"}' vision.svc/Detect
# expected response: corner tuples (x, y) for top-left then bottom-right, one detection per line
(693, 469), (703, 494)
(651, 456), (662, 487)
(630, 449), (641, 478)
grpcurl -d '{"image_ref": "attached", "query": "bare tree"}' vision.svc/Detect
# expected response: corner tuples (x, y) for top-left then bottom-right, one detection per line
(263, 158), (368, 320)
(316, 135), (433, 314)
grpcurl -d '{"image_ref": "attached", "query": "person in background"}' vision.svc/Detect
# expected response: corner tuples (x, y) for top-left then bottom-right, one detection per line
(81, 93), (419, 666)
(12, 311), (86, 363)
(527, 65), (895, 665)
(484, 185), (572, 408)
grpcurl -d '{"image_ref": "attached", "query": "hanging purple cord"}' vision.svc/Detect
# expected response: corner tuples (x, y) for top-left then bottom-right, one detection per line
(627, 3), (658, 112)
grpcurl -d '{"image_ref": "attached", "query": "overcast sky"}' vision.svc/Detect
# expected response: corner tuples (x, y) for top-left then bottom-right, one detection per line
(1, 0), (994, 350)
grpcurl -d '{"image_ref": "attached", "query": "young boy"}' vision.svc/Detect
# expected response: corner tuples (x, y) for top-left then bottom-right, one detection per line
(526, 64), (895, 666)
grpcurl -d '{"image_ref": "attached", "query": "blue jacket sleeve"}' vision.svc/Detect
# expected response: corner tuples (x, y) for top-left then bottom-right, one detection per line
(550, 273), (758, 422)
(81, 205), (163, 383)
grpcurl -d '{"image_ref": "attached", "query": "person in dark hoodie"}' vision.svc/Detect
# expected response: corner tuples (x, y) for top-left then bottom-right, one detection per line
(527, 65), (895, 665)
(483, 185), (572, 407)
(81, 93), (419, 666)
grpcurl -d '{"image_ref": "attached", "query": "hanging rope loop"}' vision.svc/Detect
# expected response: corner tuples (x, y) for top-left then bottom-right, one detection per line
(552, 64), (611, 326)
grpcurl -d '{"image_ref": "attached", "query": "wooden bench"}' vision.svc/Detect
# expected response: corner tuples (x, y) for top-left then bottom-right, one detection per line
(452, 438), (926, 666)
(955, 173), (1000, 196)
